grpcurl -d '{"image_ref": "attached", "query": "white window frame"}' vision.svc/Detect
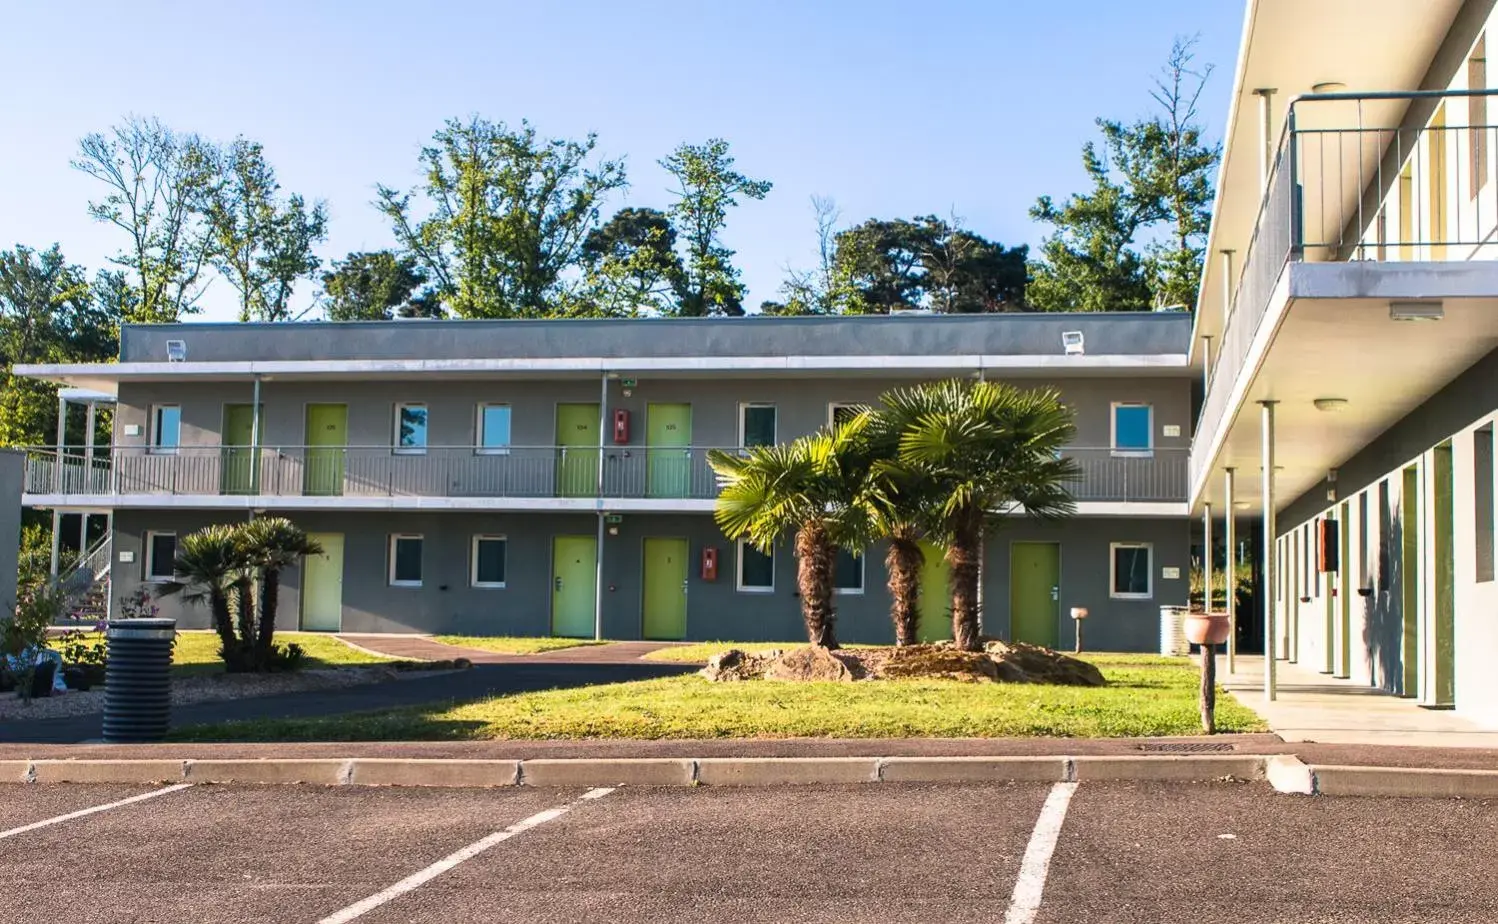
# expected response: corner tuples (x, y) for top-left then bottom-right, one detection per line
(1109, 542), (1153, 600)
(828, 403), (866, 429)
(738, 403), (777, 449)
(393, 402), (429, 455)
(833, 548), (865, 595)
(470, 534), (508, 588)
(144, 530), (177, 582)
(149, 404), (181, 455)
(476, 403), (513, 456)
(1109, 402), (1154, 457)
(735, 539), (774, 593)
(389, 533), (424, 587)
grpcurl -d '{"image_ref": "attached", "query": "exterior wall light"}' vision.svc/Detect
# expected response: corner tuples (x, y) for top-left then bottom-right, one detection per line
(1389, 301), (1444, 321)
(1313, 397), (1348, 412)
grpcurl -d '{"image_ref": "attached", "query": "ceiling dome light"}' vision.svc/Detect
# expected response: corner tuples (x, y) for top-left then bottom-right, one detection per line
(1233, 501), (1251, 510)
(1312, 81), (1347, 93)
(1313, 397), (1349, 412)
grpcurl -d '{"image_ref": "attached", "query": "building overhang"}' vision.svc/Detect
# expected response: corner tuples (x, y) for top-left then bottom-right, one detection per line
(1191, 260), (1498, 515)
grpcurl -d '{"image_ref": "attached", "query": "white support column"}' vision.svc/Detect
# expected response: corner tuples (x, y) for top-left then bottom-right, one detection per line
(1254, 89), (1278, 192)
(1219, 249), (1236, 324)
(54, 394), (67, 493)
(594, 373), (609, 641)
(49, 509), (61, 578)
(1203, 502), (1214, 618)
(1200, 337), (1214, 398)
(1224, 467), (1237, 674)
(1260, 401), (1279, 701)
(250, 374), (262, 493)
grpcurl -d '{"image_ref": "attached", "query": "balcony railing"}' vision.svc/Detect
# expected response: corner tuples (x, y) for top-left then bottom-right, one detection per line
(24, 445), (1188, 505)
(1194, 88), (1498, 490)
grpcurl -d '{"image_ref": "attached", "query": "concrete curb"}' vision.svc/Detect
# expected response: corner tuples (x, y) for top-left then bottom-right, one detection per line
(3, 754), (1494, 798)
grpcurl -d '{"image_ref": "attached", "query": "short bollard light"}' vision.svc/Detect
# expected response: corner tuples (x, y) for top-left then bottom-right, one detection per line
(1070, 607), (1088, 654)
(1183, 612), (1231, 735)
(102, 618), (177, 744)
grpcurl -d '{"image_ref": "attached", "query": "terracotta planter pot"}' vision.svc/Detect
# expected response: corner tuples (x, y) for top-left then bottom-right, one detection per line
(1184, 613), (1231, 646)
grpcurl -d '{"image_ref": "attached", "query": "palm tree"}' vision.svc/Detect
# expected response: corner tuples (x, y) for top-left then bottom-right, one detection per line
(709, 414), (882, 649)
(879, 380), (1079, 651)
(162, 525), (251, 670)
(862, 420), (941, 646)
(239, 517), (322, 659)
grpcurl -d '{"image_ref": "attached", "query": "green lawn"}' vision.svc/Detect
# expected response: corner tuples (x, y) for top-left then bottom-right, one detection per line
(68, 630), (398, 677)
(169, 654), (1267, 741)
(430, 635), (609, 655)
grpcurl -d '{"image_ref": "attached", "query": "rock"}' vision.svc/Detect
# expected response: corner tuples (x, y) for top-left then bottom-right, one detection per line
(699, 648), (777, 682)
(984, 640), (1106, 686)
(880, 645), (1001, 682)
(763, 645), (853, 682)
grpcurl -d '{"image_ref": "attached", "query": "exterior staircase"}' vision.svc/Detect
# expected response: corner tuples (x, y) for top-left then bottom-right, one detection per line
(60, 535), (111, 625)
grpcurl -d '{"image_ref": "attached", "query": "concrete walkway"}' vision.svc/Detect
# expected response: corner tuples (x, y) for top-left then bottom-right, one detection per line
(335, 635), (686, 664)
(1223, 655), (1498, 748)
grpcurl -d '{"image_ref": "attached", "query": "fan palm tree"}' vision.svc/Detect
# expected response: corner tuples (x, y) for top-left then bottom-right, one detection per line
(161, 524), (251, 670)
(880, 380), (1080, 651)
(709, 413), (882, 649)
(862, 419), (943, 646)
(239, 517), (323, 659)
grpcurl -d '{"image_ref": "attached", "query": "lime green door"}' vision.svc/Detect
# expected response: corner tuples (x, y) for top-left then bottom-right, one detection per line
(551, 536), (597, 637)
(304, 404), (347, 496)
(221, 404), (262, 494)
(916, 540), (952, 642)
(555, 404), (599, 498)
(1400, 466), (1420, 697)
(647, 403), (692, 498)
(643, 537), (688, 640)
(300, 533), (344, 631)
(1433, 444), (1455, 706)
(1010, 542), (1060, 648)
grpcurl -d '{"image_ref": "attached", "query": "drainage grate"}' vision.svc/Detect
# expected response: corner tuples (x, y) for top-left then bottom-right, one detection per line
(1137, 742), (1236, 753)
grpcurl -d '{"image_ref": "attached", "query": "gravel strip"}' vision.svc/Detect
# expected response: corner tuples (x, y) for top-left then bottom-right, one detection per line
(0, 666), (409, 722)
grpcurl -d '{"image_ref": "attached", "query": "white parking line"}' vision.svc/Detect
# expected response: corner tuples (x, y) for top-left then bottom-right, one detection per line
(0, 783), (193, 841)
(1003, 781), (1079, 924)
(316, 787), (616, 924)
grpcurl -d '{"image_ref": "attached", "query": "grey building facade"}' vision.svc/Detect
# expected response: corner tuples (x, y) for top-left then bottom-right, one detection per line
(18, 313), (1196, 649)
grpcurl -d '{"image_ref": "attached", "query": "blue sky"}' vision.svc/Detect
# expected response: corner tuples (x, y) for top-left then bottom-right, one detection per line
(0, 1), (1243, 321)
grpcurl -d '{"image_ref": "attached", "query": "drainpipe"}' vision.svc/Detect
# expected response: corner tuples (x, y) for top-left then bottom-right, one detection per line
(594, 372), (608, 641)
(1259, 401), (1278, 701)
(1224, 467), (1237, 674)
(250, 374), (262, 498)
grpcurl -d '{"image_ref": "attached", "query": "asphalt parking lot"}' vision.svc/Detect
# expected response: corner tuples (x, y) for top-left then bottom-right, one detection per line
(2, 781), (1496, 924)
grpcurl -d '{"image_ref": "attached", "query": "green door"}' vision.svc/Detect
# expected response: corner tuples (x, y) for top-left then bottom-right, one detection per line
(221, 404), (262, 494)
(1009, 542), (1060, 648)
(555, 404), (599, 498)
(647, 403), (692, 498)
(1400, 466), (1420, 697)
(1338, 501), (1352, 679)
(1433, 444), (1455, 706)
(304, 404), (347, 496)
(551, 536), (597, 638)
(300, 533), (344, 631)
(916, 540), (952, 642)
(642, 537), (688, 640)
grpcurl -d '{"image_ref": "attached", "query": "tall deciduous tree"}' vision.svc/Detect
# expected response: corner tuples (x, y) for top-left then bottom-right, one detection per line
(1028, 37), (1220, 312)
(204, 138), (329, 322)
(378, 118), (627, 319)
(73, 116), (217, 324)
(580, 207), (685, 317)
(833, 216), (1027, 314)
(768, 196), (847, 315)
(0, 246), (117, 447)
(660, 139), (771, 316)
(321, 250), (438, 320)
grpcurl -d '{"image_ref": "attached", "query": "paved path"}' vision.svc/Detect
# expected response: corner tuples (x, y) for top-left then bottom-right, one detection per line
(2, 780), (1496, 923)
(0, 660), (693, 745)
(335, 634), (687, 664)
(1224, 655), (1498, 748)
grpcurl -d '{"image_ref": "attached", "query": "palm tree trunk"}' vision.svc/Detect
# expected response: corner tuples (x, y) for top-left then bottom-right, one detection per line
(209, 591), (237, 656)
(256, 568), (280, 654)
(794, 522), (839, 649)
(886, 533), (924, 646)
(948, 522), (983, 652)
(231, 578), (256, 671)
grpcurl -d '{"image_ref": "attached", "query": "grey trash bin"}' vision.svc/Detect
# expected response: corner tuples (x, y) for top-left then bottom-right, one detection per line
(103, 618), (176, 743)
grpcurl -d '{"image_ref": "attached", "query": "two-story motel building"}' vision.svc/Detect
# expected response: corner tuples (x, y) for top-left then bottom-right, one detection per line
(15, 0), (1498, 729)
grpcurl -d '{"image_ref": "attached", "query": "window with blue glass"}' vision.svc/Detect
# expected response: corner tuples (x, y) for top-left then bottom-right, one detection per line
(1111, 403), (1153, 453)
(834, 548), (864, 593)
(395, 403), (428, 453)
(479, 403), (512, 453)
